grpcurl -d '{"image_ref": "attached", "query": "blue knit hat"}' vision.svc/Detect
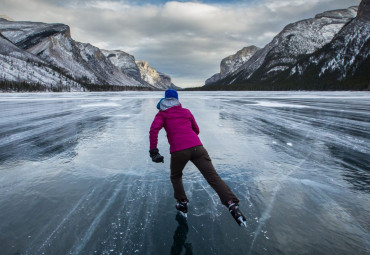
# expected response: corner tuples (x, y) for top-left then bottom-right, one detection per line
(165, 89), (178, 99)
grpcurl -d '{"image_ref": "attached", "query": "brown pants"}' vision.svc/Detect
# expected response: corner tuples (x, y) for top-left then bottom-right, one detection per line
(170, 145), (239, 207)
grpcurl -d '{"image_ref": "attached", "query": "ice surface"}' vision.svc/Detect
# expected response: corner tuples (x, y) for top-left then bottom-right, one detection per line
(0, 91), (369, 255)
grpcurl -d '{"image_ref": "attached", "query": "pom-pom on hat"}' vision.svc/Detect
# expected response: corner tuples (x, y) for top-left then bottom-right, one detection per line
(165, 89), (178, 99)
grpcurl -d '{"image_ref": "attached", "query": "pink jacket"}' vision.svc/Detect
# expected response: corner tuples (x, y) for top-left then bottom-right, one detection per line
(149, 104), (202, 153)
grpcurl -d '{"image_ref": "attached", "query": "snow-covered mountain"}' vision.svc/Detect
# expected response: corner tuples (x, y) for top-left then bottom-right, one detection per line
(0, 19), (177, 91)
(205, 4), (367, 90)
(0, 22), (82, 91)
(282, 0), (370, 90)
(136, 61), (179, 90)
(205, 46), (259, 85)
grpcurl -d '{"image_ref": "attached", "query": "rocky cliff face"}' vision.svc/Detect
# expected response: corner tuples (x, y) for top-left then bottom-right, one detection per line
(207, 5), (360, 89)
(0, 19), (177, 91)
(101, 49), (142, 82)
(358, 0), (370, 18)
(205, 73), (221, 86)
(220, 46), (260, 79)
(136, 61), (178, 90)
(205, 46), (259, 85)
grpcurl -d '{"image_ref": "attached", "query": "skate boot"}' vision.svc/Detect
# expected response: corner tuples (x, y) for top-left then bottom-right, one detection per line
(228, 201), (247, 227)
(176, 200), (188, 218)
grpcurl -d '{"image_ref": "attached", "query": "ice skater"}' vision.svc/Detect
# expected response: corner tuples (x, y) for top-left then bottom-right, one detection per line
(149, 89), (247, 227)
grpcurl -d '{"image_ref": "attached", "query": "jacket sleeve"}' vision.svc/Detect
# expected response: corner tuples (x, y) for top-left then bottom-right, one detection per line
(149, 112), (165, 150)
(190, 112), (200, 135)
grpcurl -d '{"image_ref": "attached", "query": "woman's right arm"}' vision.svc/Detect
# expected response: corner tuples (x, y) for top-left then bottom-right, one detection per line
(190, 112), (200, 135)
(149, 112), (165, 150)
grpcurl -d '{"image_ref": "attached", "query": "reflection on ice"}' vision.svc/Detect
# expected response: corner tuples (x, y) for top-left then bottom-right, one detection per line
(171, 213), (193, 255)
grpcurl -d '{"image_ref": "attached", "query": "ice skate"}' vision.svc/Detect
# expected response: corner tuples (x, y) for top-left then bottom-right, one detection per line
(176, 200), (188, 218)
(228, 201), (247, 227)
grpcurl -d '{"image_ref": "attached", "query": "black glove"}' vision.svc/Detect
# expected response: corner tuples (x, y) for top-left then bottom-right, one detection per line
(149, 148), (164, 163)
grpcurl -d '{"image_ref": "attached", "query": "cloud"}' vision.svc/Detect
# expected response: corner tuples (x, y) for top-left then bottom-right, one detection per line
(0, 0), (361, 87)
(80, 1), (132, 10)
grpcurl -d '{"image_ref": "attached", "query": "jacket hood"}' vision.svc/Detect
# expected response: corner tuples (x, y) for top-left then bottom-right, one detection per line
(157, 98), (181, 111)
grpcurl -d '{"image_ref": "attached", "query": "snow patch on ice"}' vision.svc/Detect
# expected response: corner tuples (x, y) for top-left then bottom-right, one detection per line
(104, 114), (131, 118)
(80, 103), (121, 108)
(255, 101), (309, 108)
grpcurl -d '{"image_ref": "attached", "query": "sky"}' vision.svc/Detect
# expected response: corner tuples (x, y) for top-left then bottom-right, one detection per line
(0, 0), (361, 88)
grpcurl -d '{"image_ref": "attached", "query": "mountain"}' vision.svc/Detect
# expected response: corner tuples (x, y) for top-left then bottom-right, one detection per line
(204, 4), (368, 90)
(0, 15), (14, 21)
(0, 21), (82, 91)
(205, 45), (259, 85)
(279, 0), (370, 90)
(0, 19), (177, 91)
(136, 61), (180, 90)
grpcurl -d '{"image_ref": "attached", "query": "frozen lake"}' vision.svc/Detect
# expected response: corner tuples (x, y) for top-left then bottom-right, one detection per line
(0, 91), (369, 255)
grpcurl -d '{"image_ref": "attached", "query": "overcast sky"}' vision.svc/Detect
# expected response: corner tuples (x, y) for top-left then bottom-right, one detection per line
(1, 0), (361, 88)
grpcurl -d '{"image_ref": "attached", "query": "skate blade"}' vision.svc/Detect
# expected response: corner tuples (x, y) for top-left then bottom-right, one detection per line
(179, 211), (187, 218)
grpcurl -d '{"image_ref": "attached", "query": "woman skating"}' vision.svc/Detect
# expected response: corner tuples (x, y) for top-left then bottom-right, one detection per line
(149, 89), (246, 227)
